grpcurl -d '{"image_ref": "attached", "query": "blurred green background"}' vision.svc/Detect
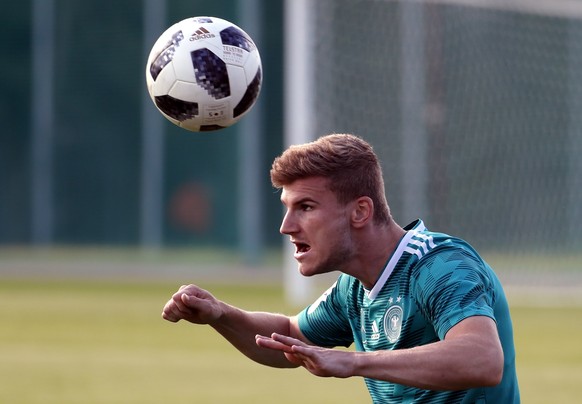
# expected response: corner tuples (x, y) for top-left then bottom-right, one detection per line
(0, 278), (580, 403)
(3, 0), (582, 253)
(0, 0), (284, 250)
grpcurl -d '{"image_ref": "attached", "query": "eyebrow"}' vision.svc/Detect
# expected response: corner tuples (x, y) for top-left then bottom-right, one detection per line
(280, 196), (318, 207)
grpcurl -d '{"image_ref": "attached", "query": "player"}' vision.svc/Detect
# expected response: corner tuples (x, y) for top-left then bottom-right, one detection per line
(162, 133), (520, 403)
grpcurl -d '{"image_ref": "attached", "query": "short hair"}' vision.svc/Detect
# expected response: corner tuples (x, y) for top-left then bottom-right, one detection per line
(270, 133), (391, 224)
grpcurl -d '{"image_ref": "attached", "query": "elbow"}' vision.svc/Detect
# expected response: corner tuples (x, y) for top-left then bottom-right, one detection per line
(458, 357), (503, 389)
(482, 365), (503, 387)
(457, 358), (503, 389)
(445, 317), (506, 389)
(459, 342), (504, 388)
(479, 347), (504, 387)
(486, 360), (504, 387)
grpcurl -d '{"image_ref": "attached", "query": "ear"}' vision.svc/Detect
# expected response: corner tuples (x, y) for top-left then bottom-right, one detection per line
(351, 196), (373, 228)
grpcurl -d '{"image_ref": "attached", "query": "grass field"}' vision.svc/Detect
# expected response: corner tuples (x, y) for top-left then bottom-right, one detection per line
(1, 279), (581, 403)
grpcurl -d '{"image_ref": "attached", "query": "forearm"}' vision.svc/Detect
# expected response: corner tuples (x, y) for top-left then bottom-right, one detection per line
(353, 335), (503, 390)
(210, 302), (298, 368)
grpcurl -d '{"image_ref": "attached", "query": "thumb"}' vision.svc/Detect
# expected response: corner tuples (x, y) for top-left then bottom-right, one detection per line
(181, 293), (193, 305)
(181, 293), (204, 307)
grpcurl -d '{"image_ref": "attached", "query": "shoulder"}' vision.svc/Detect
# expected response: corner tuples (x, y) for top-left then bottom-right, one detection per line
(305, 274), (358, 315)
(407, 227), (485, 274)
(408, 232), (496, 302)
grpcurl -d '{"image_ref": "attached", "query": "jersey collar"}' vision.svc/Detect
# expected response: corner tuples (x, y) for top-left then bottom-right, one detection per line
(367, 219), (425, 300)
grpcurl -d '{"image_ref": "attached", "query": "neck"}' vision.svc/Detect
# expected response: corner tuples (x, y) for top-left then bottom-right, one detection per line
(350, 220), (406, 289)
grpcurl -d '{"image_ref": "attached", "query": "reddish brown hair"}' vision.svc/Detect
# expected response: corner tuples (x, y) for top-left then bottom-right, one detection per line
(270, 134), (391, 224)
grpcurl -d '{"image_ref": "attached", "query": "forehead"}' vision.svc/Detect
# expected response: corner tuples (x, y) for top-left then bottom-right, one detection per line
(280, 177), (333, 203)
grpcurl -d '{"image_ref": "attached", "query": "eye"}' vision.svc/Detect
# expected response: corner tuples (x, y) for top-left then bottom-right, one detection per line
(300, 203), (313, 212)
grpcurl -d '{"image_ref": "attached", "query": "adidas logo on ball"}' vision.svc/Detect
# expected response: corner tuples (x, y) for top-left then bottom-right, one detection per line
(189, 27), (215, 41)
(146, 16), (262, 132)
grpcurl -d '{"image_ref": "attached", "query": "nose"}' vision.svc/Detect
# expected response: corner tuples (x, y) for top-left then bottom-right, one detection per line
(279, 209), (297, 235)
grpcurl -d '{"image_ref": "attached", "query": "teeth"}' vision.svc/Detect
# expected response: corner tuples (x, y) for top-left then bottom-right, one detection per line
(292, 241), (310, 254)
(297, 244), (309, 253)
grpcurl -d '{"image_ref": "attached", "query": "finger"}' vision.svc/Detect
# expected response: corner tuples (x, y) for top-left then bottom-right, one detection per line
(161, 303), (181, 322)
(161, 309), (179, 322)
(170, 292), (198, 316)
(255, 335), (295, 353)
(180, 293), (209, 312)
(290, 344), (313, 356)
(162, 294), (192, 322)
(162, 285), (204, 322)
(181, 293), (193, 305)
(164, 293), (192, 315)
(271, 333), (307, 347)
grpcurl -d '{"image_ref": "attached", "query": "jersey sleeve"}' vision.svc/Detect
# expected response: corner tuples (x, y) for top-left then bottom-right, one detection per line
(411, 246), (497, 340)
(297, 275), (354, 348)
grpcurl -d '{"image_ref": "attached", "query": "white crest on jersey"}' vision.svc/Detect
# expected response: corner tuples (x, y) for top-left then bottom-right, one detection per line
(384, 304), (404, 343)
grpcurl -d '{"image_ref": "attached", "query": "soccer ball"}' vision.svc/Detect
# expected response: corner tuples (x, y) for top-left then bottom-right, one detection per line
(145, 17), (262, 132)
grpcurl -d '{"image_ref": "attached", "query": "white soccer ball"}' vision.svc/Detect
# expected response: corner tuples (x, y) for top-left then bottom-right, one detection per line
(145, 16), (262, 132)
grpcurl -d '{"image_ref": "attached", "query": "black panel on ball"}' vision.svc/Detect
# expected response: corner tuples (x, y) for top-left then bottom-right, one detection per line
(154, 94), (199, 122)
(190, 48), (230, 99)
(219, 26), (255, 52)
(233, 67), (262, 118)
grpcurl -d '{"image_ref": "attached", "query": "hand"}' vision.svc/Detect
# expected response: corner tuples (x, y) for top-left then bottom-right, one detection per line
(255, 333), (354, 378)
(161, 284), (223, 324)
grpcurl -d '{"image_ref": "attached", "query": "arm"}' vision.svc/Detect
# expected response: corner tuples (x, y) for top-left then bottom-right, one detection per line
(256, 316), (504, 390)
(161, 284), (305, 368)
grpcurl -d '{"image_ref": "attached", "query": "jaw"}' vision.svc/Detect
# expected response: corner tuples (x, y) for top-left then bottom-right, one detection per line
(294, 246), (345, 278)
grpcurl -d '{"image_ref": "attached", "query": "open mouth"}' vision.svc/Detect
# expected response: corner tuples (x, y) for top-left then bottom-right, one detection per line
(293, 242), (311, 255)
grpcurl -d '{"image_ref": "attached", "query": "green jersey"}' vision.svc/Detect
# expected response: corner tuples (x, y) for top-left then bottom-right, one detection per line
(298, 219), (520, 403)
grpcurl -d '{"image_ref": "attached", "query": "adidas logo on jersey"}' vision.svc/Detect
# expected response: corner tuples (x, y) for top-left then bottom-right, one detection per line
(404, 231), (436, 259)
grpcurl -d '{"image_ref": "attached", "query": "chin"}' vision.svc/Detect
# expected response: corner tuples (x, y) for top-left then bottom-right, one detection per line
(298, 266), (314, 277)
(296, 262), (317, 277)
(298, 263), (334, 278)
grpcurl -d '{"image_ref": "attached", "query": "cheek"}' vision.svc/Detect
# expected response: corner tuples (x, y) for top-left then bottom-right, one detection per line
(315, 215), (350, 241)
